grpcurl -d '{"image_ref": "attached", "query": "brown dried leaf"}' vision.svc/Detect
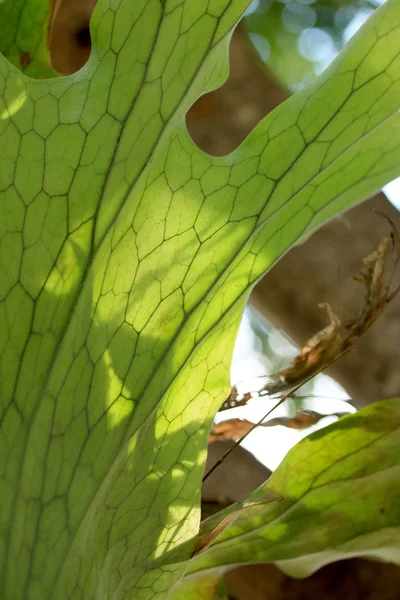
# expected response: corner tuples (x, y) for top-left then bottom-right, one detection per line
(263, 303), (344, 395)
(262, 409), (350, 430)
(221, 216), (400, 411)
(220, 390), (251, 411)
(210, 410), (350, 442)
(345, 228), (398, 337)
(209, 419), (254, 442)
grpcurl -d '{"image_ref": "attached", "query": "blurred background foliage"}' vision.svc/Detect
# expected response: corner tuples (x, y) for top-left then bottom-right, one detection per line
(245, 0), (383, 90)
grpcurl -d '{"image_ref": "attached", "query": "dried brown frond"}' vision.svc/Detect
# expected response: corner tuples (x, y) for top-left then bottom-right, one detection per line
(210, 409), (351, 443)
(210, 418), (254, 442)
(220, 215), (400, 412)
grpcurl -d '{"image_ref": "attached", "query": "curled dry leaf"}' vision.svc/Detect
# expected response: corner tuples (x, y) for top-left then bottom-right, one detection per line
(221, 387), (251, 411)
(209, 410), (350, 443)
(263, 302), (343, 395)
(210, 418), (254, 442)
(220, 217), (400, 411)
(264, 409), (350, 429)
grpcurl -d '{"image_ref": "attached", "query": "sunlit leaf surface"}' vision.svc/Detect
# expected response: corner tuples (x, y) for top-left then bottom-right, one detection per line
(1, 0), (400, 597)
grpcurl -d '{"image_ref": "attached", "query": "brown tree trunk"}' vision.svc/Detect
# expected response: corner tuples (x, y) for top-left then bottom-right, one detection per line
(225, 559), (400, 600)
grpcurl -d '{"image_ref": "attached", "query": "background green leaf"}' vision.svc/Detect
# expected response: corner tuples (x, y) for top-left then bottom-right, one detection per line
(187, 398), (400, 578)
(245, 0), (378, 91)
(169, 573), (228, 600)
(0, 0), (56, 77)
(1, 0), (400, 598)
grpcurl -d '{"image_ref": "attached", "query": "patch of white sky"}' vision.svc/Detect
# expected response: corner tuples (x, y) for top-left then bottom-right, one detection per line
(226, 0), (399, 471)
(224, 308), (355, 471)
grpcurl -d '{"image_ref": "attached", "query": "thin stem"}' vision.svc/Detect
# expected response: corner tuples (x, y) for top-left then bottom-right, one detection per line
(203, 395), (287, 483)
(203, 348), (351, 483)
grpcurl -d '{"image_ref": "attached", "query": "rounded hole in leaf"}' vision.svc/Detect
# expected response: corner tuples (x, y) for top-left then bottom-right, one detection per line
(48, 0), (96, 75)
(186, 26), (284, 157)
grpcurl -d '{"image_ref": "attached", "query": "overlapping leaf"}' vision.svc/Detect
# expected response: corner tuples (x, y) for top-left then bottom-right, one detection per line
(187, 399), (400, 579)
(1, 0), (400, 598)
(168, 574), (228, 600)
(0, 0), (56, 77)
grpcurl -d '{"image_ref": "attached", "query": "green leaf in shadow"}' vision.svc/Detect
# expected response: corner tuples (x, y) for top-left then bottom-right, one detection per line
(187, 399), (400, 579)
